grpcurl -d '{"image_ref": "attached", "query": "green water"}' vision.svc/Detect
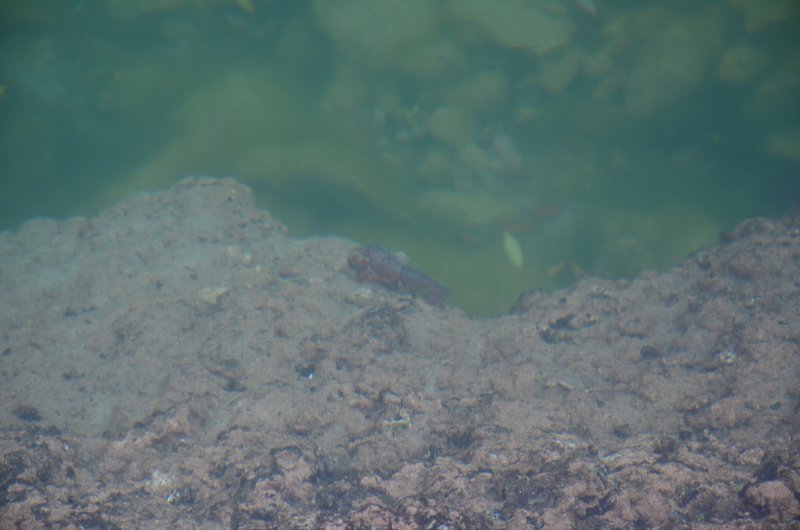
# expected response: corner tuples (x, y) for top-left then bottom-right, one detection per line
(1, 0), (799, 314)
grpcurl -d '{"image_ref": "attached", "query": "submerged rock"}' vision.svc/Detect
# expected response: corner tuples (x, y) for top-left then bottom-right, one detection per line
(447, 0), (574, 56)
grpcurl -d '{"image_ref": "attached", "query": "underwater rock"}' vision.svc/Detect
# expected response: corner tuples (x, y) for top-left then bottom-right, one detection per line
(447, 0), (574, 56)
(446, 71), (509, 110)
(426, 106), (478, 147)
(624, 12), (723, 117)
(1, 177), (798, 527)
(538, 46), (585, 95)
(314, 0), (439, 68)
(716, 43), (769, 84)
(729, 0), (799, 33)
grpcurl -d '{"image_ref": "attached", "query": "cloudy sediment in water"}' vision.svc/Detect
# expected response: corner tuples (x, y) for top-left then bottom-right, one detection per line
(1, 0), (798, 313)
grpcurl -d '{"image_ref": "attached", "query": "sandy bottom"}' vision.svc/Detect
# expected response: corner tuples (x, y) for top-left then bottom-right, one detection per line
(1, 177), (798, 528)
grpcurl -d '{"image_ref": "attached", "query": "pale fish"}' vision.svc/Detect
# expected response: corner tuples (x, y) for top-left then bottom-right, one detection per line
(503, 231), (524, 268)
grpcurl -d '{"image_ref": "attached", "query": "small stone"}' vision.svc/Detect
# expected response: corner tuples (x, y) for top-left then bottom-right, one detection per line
(198, 286), (230, 306)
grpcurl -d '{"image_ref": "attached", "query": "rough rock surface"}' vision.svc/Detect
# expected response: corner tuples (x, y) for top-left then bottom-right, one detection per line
(1, 177), (798, 528)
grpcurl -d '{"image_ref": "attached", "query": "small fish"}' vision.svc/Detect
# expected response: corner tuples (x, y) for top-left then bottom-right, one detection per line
(503, 232), (524, 268)
(348, 245), (448, 306)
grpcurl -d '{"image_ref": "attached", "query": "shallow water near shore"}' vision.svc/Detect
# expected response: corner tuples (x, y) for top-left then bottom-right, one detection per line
(1, 177), (798, 527)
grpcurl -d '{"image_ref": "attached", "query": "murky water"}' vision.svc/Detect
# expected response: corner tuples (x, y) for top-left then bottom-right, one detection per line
(1, 0), (798, 313)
